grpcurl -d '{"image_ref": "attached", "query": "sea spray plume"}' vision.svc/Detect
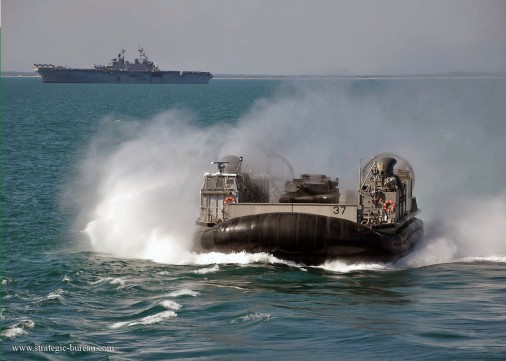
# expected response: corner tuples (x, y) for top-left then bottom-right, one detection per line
(450, 191), (506, 258)
(75, 82), (392, 263)
(398, 191), (506, 267)
(220, 82), (389, 189)
(396, 219), (460, 267)
(222, 80), (506, 263)
(74, 80), (506, 265)
(78, 111), (226, 263)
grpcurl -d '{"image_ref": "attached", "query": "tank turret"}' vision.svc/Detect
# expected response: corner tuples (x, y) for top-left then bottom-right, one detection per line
(279, 174), (340, 203)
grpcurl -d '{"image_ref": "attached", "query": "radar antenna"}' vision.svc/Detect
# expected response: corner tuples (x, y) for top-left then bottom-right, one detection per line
(138, 46), (147, 61)
(211, 161), (229, 174)
(120, 48), (126, 63)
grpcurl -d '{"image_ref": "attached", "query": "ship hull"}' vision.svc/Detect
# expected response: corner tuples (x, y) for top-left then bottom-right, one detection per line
(36, 69), (212, 84)
(195, 213), (423, 265)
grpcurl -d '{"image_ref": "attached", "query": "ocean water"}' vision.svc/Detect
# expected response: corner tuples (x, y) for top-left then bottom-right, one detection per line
(2, 76), (506, 360)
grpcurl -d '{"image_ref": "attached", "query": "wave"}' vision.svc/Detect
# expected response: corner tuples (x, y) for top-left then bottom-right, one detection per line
(2, 320), (35, 339)
(317, 260), (393, 273)
(192, 265), (220, 274)
(159, 300), (182, 310)
(90, 277), (126, 286)
(167, 288), (201, 298)
(109, 310), (177, 329)
(231, 312), (271, 324)
(46, 289), (65, 302)
(192, 251), (303, 268)
(460, 256), (506, 263)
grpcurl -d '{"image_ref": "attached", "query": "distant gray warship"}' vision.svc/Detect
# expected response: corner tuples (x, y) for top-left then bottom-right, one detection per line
(34, 47), (212, 84)
(194, 153), (423, 264)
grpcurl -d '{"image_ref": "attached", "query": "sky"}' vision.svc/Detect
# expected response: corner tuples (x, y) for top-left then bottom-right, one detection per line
(2, 0), (506, 74)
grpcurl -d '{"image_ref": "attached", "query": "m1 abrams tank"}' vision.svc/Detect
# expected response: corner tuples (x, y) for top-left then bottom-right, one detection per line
(279, 174), (340, 203)
(194, 153), (423, 264)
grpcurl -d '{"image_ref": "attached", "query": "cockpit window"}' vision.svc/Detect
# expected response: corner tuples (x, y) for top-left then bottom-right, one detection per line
(203, 176), (230, 191)
(205, 177), (214, 190)
(226, 178), (236, 189)
(215, 177), (224, 190)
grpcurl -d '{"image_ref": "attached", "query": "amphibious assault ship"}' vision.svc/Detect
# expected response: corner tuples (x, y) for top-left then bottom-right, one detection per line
(194, 153), (423, 264)
(34, 47), (212, 84)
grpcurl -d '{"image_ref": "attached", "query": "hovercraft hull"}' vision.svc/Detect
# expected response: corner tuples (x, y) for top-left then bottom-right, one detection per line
(195, 213), (423, 265)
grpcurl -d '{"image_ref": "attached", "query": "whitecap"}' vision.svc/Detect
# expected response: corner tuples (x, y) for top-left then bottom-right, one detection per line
(91, 277), (126, 286)
(2, 320), (35, 338)
(46, 293), (64, 301)
(460, 255), (506, 263)
(21, 320), (35, 328)
(109, 321), (129, 329)
(109, 310), (177, 329)
(316, 259), (391, 273)
(62, 275), (71, 282)
(231, 312), (271, 324)
(167, 288), (200, 298)
(207, 283), (246, 290)
(46, 289), (65, 301)
(137, 311), (177, 325)
(2, 327), (27, 338)
(90, 277), (111, 285)
(110, 278), (126, 286)
(193, 251), (305, 268)
(159, 300), (182, 310)
(193, 265), (220, 274)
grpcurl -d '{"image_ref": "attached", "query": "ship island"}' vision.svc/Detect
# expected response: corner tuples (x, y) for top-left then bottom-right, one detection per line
(34, 47), (213, 84)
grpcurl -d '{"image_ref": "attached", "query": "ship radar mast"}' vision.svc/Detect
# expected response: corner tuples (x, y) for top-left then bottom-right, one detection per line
(138, 46), (148, 63)
(211, 161), (229, 174)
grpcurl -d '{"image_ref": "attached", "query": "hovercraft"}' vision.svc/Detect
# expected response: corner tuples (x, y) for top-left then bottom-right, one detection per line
(194, 153), (423, 265)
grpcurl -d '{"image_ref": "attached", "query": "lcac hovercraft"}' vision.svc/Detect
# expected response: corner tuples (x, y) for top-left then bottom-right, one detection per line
(194, 153), (423, 265)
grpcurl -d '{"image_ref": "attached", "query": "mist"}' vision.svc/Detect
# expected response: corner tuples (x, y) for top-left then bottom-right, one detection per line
(75, 112), (222, 263)
(72, 79), (506, 266)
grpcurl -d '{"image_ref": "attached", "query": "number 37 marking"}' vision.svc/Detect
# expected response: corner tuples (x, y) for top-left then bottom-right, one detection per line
(333, 205), (347, 214)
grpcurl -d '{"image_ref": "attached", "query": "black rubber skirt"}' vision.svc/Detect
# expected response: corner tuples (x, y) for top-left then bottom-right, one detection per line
(195, 213), (423, 264)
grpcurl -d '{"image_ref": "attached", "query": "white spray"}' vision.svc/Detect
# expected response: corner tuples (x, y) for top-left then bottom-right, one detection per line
(76, 111), (227, 263)
(73, 80), (506, 267)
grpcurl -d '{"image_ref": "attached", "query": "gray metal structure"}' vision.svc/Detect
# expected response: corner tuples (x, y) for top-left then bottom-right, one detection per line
(34, 47), (212, 84)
